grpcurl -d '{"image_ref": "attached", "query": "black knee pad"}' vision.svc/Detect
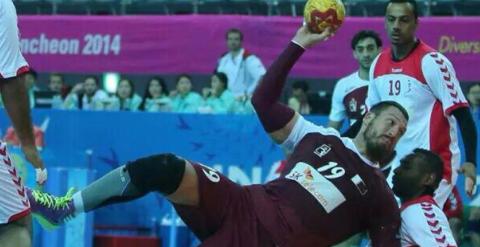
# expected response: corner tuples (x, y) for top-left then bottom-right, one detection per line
(126, 153), (186, 195)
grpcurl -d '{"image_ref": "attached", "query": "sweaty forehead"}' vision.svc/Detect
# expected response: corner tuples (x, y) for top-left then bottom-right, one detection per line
(383, 106), (407, 121)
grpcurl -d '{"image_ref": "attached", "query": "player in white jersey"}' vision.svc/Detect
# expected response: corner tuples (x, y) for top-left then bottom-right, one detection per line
(365, 0), (477, 207)
(393, 148), (457, 247)
(329, 30), (382, 130)
(0, 1), (48, 247)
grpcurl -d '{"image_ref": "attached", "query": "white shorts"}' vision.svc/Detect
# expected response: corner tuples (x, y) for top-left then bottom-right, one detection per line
(0, 0), (29, 79)
(0, 141), (30, 224)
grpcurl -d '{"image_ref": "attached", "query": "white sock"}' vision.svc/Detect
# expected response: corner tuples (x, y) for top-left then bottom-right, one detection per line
(72, 191), (85, 215)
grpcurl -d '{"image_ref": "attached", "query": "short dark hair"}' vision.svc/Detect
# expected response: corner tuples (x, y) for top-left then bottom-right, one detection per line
(85, 75), (99, 85)
(50, 73), (64, 82)
(226, 28), (243, 41)
(386, 0), (419, 19)
(176, 74), (192, 84)
(26, 68), (38, 79)
(369, 100), (409, 121)
(351, 30), (383, 50)
(117, 78), (135, 98)
(139, 77), (169, 111)
(292, 80), (309, 92)
(213, 72), (228, 88)
(412, 148), (444, 195)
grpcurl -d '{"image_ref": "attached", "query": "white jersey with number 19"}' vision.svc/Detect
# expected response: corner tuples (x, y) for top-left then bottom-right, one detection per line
(366, 41), (469, 207)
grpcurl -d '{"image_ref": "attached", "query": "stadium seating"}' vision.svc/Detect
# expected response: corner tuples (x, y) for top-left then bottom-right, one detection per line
(12, 0), (480, 16)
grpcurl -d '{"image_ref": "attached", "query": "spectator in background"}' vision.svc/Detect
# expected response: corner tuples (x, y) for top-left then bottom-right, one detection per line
(467, 83), (480, 119)
(48, 73), (70, 99)
(0, 68), (40, 109)
(170, 74), (202, 113)
(106, 78), (142, 111)
(216, 28), (266, 100)
(200, 72), (235, 114)
(139, 77), (172, 112)
(63, 76), (108, 110)
(328, 30), (382, 130)
(287, 80), (329, 115)
(467, 206), (480, 246)
(24, 69), (39, 108)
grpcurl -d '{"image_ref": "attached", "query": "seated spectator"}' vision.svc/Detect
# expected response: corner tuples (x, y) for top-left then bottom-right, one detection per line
(170, 74), (202, 113)
(63, 76), (108, 111)
(105, 78), (142, 111)
(467, 206), (480, 246)
(467, 83), (480, 119)
(25, 69), (39, 108)
(48, 73), (70, 99)
(287, 80), (330, 115)
(199, 72), (235, 114)
(139, 77), (172, 112)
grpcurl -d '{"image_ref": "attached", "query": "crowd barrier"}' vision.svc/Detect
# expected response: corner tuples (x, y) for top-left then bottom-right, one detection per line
(18, 16), (480, 81)
(1, 109), (478, 247)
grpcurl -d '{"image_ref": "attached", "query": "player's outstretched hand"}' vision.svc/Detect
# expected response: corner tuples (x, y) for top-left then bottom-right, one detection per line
(459, 162), (477, 198)
(292, 26), (333, 49)
(23, 145), (47, 185)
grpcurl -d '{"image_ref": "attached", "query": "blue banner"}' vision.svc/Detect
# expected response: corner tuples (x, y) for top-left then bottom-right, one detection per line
(0, 109), (478, 246)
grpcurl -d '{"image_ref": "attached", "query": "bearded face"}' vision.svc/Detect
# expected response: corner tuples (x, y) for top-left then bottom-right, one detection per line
(363, 118), (396, 163)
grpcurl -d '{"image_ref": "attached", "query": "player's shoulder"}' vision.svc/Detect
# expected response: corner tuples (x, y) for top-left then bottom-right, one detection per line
(334, 71), (365, 93)
(298, 116), (341, 137)
(400, 195), (440, 220)
(337, 71), (360, 85)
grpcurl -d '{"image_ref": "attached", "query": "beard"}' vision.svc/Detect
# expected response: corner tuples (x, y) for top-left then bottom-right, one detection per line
(363, 122), (393, 162)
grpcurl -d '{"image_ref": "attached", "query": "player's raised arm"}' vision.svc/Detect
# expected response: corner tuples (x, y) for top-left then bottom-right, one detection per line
(252, 26), (332, 143)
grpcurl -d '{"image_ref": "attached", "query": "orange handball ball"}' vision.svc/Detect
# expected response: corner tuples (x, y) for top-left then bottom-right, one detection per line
(304, 0), (346, 34)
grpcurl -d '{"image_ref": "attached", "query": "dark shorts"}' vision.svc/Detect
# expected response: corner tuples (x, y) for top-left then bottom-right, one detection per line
(173, 162), (275, 247)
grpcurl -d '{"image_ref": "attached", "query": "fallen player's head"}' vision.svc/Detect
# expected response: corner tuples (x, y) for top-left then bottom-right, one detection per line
(360, 101), (408, 163)
(392, 148), (444, 201)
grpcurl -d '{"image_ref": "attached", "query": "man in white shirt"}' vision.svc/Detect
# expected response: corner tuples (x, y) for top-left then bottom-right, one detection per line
(216, 28), (266, 99)
(64, 76), (108, 110)
(329, 30), (382, 130)
(365, 0), (477, 207)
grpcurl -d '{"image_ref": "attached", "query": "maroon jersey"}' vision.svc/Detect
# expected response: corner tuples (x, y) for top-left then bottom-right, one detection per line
(252, 116), (401, 246)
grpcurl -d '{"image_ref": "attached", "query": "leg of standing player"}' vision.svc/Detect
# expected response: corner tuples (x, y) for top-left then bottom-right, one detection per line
(0, 215), (32, 247)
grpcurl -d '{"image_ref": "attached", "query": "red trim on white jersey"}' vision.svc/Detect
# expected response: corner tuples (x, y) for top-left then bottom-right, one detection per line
(7, 208), (31, 223)
(0, 66), (30, 79)
(430, 101), (453, 182)
(401, 195), (438, 212)
(374, 41), (435, 84)
(400, 195), (457, 247)
(445, 102), (469, 116)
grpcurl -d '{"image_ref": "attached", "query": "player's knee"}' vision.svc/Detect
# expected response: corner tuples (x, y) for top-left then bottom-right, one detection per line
(126, 153), (186, 195)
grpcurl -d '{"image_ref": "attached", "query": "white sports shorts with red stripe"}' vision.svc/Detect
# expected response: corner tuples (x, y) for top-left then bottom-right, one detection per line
(0, 0), (29, 79)
(0, 141), (30, 224)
